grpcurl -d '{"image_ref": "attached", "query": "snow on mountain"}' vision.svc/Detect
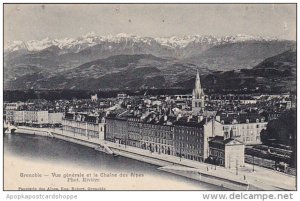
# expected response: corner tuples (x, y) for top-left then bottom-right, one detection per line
(5, 41), (27, 52)
(5, 33), (280, 53)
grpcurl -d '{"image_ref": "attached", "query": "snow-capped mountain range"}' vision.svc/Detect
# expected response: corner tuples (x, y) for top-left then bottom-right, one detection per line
(5, 32), (279, 53)
(4, 32), (296, 91)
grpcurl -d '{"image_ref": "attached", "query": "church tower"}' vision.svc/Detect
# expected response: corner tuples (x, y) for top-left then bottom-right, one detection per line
(192, 70), (205, 115)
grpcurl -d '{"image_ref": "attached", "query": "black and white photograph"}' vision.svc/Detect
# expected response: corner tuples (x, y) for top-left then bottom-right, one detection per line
(2, 2), (297, 194)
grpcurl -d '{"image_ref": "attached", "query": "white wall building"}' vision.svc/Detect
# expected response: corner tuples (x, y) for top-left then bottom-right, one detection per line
(48, 112), (64, 124)
(62, 113), (105, 140)
(24, 111), (49, 126)
(13, 110), (25, 124)
(216, 113), (267, 145)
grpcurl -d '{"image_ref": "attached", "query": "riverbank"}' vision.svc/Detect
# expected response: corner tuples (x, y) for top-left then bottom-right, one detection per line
(10, 126), (296, 190)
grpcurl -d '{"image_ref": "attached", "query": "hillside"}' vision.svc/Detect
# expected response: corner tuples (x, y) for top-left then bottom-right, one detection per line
(4, 54), (200, 90)
(185, 40), (296, 71)
(4, 49), (296, 93)
(175, 50), (296, 92)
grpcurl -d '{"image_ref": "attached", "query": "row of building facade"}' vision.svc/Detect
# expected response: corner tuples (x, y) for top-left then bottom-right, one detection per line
(62, 112), (106, 140)
(11, 110), (63, 126)
(59, 108), (264, 168)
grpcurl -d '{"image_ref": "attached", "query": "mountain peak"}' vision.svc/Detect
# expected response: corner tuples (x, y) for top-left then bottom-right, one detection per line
(5, 33), (285, 53)
(83, 31), (97, 38)
(115, 33), (136, 38)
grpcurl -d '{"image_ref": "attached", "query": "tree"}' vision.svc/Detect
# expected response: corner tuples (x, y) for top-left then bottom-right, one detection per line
(264, 109), (296, 167)
(265, 109), (296, 146)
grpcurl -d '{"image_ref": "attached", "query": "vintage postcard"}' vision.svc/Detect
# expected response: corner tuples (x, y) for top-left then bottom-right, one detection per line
(3, 3), (297, 192)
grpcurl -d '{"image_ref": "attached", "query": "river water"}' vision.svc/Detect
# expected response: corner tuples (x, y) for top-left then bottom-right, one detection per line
(4, 133), (221, 190)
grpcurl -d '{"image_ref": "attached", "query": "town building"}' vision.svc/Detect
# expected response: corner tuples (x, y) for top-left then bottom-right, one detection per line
(139, 114), (175, 155)
(127, 116), (143, 148)
(12, 110), (63, 127)
(208, 135), (245, 168)
(174, 94), (193, 101)
(216, 112), (267, 145)
(62, 112), (105, 140)
(117, 93), (127, 100)
(24, 110), (49, 127)
(13, 110), (25, 125)
(174, 116), (223, 162)
(105, 114), (128, 143)
(266, 112), (281, 121)
(91, 94), (98, 102)
(4, 102), (24, 123)
(48, 112), (64, 125)
(105, 109), (223, 162)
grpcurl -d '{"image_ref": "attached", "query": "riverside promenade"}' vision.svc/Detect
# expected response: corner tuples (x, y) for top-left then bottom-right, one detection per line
(13, 126), (296, 191)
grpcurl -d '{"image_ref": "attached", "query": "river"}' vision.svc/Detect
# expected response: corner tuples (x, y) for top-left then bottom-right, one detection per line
(4, 133), (221, 190)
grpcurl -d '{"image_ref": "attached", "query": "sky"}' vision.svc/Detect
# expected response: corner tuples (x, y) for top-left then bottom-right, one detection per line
(4, 4), (296, 45)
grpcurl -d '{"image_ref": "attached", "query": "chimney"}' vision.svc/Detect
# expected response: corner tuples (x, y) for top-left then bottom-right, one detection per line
(230, 129), (233, 139)
(198, 115), (203, 123)
(187, 116), (192, 122)
(164, 115), (168, 122)
(176, 113), (182, 121)
(216, 115), (220, 122)
(212, 118), (215, 137)
(152, 113), (156, 119)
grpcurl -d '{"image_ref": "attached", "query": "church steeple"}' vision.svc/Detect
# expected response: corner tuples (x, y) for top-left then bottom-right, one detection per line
(192, 69), (205, 115)
(192, 69), (204, 99)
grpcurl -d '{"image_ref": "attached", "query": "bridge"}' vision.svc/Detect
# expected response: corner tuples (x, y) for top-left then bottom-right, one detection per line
(3, 123), (54, 138)
(3, 122), (18, 134)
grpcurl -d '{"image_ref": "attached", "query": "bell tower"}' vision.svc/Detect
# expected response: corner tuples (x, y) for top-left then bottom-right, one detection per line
(192, 70), (205, 115)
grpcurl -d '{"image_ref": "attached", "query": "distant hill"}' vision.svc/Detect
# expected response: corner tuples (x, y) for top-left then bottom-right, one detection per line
(176, 50), (296, 92)
(4, 54), (201, 90)
(184, 40), (296, 71)
(4, 49), (296, 93)
(253, 49), (296, 71)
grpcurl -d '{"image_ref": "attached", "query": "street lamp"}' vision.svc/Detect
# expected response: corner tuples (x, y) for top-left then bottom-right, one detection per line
(252, 155), (255, 172)
(179, 146), (182, 162)
(236, 159), (238, 175)
(124, 135), (127, 149)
